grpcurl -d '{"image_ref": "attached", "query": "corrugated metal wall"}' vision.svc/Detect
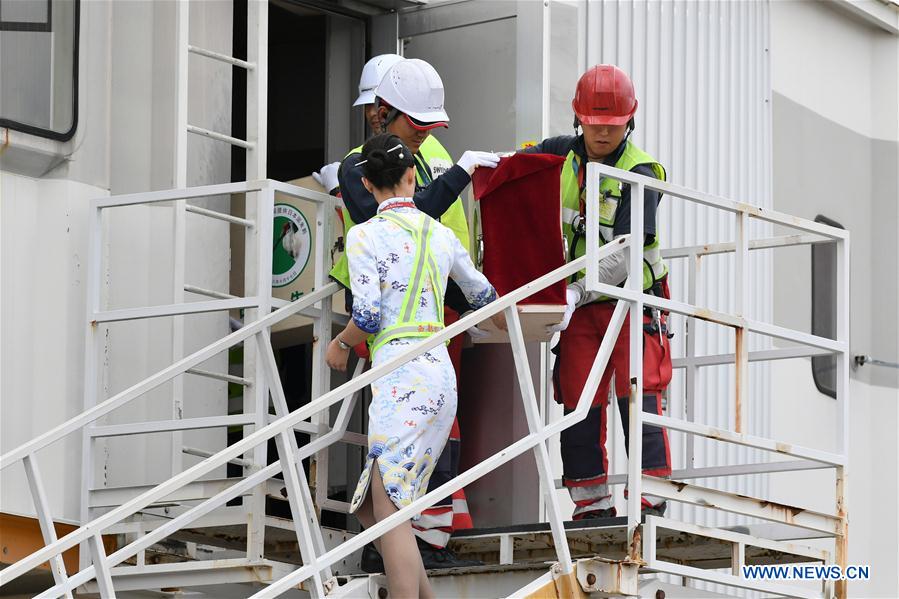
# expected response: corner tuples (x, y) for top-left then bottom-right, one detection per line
(549, 0), (773, 563)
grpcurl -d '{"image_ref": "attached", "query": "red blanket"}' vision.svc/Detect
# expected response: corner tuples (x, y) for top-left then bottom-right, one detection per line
(472, 153), (567, 305)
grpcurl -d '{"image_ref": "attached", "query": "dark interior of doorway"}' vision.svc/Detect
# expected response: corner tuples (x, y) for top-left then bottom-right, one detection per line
(229, 1), (349, 531)
(231, 0), (326, 183)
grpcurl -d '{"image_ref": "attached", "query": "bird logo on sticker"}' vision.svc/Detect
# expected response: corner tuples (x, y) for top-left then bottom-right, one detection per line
(272, 203), (312, 288)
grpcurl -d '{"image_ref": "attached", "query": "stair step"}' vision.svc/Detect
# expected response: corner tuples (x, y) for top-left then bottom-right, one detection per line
(448, 516), (824, 571)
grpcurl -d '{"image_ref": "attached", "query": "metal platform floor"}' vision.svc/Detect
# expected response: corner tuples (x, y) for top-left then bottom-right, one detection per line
(159, 513), (828, 576)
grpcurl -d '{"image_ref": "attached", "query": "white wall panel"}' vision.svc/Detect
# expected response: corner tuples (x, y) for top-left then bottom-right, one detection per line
(0, 0), (234, 520)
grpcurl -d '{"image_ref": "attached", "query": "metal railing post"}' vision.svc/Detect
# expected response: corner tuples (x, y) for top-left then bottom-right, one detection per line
(88, 534), (114, 596)
(257, 330), (333, 590)
(23, 455), (71, 596)
(171, 0), (189, 487)
(245, 0), (269, 559)
(834, 235), (850, 599)
(505, 307), (573, 574)
(734, 212), (749, 433)
(685, 251), (699, 468)
(243, 186), (273, 561)
(310, 194), (334, 515)
(626, 180), (645, 548)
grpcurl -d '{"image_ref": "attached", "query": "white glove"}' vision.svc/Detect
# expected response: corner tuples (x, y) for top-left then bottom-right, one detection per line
(313, 161), (341, 192)
(547, 287), (582, 334)
(457, 151), (501, 175)
(462, 310), (492, 339)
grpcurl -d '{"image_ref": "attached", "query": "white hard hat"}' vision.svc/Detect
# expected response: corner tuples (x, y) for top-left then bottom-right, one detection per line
(354, 54), (404, 107)
(375, 58), (449, 129)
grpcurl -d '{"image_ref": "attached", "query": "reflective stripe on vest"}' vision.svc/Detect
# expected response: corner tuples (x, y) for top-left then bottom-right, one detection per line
(369, 212), (446, 356)
(329, 136), (470, 288)
(560, 140), (668, 293)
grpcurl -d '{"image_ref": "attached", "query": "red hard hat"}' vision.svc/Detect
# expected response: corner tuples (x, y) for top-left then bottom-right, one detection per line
(572, 65), (638, 126)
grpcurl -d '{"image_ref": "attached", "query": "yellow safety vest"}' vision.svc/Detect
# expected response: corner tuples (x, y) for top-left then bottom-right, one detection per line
(366, 211), (446, 357)
(330, 136), (469, 288)
(560, 140), (667, 293)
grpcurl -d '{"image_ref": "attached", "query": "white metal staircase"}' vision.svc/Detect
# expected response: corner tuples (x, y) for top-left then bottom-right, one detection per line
(0, 0), (852, 595)
(0, 161), (850, 598)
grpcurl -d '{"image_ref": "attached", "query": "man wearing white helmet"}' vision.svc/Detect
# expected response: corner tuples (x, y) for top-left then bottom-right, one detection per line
(355, 53), (405, 132)
(313, 54), (403, 191)
(330, 57), (498, 571)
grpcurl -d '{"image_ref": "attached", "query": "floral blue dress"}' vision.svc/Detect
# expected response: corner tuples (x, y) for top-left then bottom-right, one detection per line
(346, 197), (496, 514)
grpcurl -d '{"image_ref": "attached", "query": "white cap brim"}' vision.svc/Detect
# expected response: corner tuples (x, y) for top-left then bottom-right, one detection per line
(353, 89), (376, 107)
(405, 108), (450, 125)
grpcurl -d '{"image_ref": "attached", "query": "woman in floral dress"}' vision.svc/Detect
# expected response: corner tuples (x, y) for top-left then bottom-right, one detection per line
(325, 134), (499, 597)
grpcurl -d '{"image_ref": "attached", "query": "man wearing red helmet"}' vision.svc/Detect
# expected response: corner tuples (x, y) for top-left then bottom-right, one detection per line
(524, 64), (673, 519)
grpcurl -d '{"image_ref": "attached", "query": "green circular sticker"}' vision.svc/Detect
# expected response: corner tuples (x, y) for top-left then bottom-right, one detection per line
(272, 203), (311, 288)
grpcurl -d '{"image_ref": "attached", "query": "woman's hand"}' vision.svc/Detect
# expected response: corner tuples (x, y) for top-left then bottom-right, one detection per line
(491, 311), (508, 332)
(326, 338), (350, 372)
(490, 306), (523, 332)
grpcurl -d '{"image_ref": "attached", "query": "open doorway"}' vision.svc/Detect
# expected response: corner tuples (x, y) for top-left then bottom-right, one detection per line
(231, 0), (366, 182)
(227, 0), (369, 532)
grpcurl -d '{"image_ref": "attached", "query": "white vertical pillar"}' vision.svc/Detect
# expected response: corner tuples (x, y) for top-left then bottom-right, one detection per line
(246, 0), (268, 181)
(79, 202), (103, 570)
(734, 212), (749, 433)
(684, 252), (699, 467)
(311, 195), (334, 518)
(242, 185), (273, 560)
(834, 235), (850, 599)
(243, 0), (269, 562)
(169, 0), (189, 488)
(626, 180), (645, 545)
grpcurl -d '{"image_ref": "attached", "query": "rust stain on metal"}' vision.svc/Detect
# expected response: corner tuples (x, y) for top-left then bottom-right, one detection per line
(673, 481), (688, 492)
(734, 327), (744, 434)
(691, 308), (728, 327)
(627, 526), (642, 561)
(552, 569), (589, 599)
(522, 576), (559, 599)
(835, 472), (849, 599)
(759, 500), (806, 523)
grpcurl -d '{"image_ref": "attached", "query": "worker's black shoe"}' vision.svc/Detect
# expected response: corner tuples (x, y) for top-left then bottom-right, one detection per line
(360, 543), (384, 573)
(575, 507), (617, 520)
(417, 538), (483, 570)
(641, 501), (667, 518)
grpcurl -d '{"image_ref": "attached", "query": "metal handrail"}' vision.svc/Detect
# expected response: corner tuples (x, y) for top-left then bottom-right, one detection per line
(1, 165), (852, 598)
(1, 238), (632, 594)
(0, 283), (337, 471)
(586, 162), (850, 599)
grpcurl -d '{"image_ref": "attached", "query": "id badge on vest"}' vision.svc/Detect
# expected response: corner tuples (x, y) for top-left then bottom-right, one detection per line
(581, 188), (618, 228)
(598, 193), (618, 226)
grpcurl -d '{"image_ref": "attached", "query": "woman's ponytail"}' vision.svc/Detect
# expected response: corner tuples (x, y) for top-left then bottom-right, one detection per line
(359, 133), (415, 190)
